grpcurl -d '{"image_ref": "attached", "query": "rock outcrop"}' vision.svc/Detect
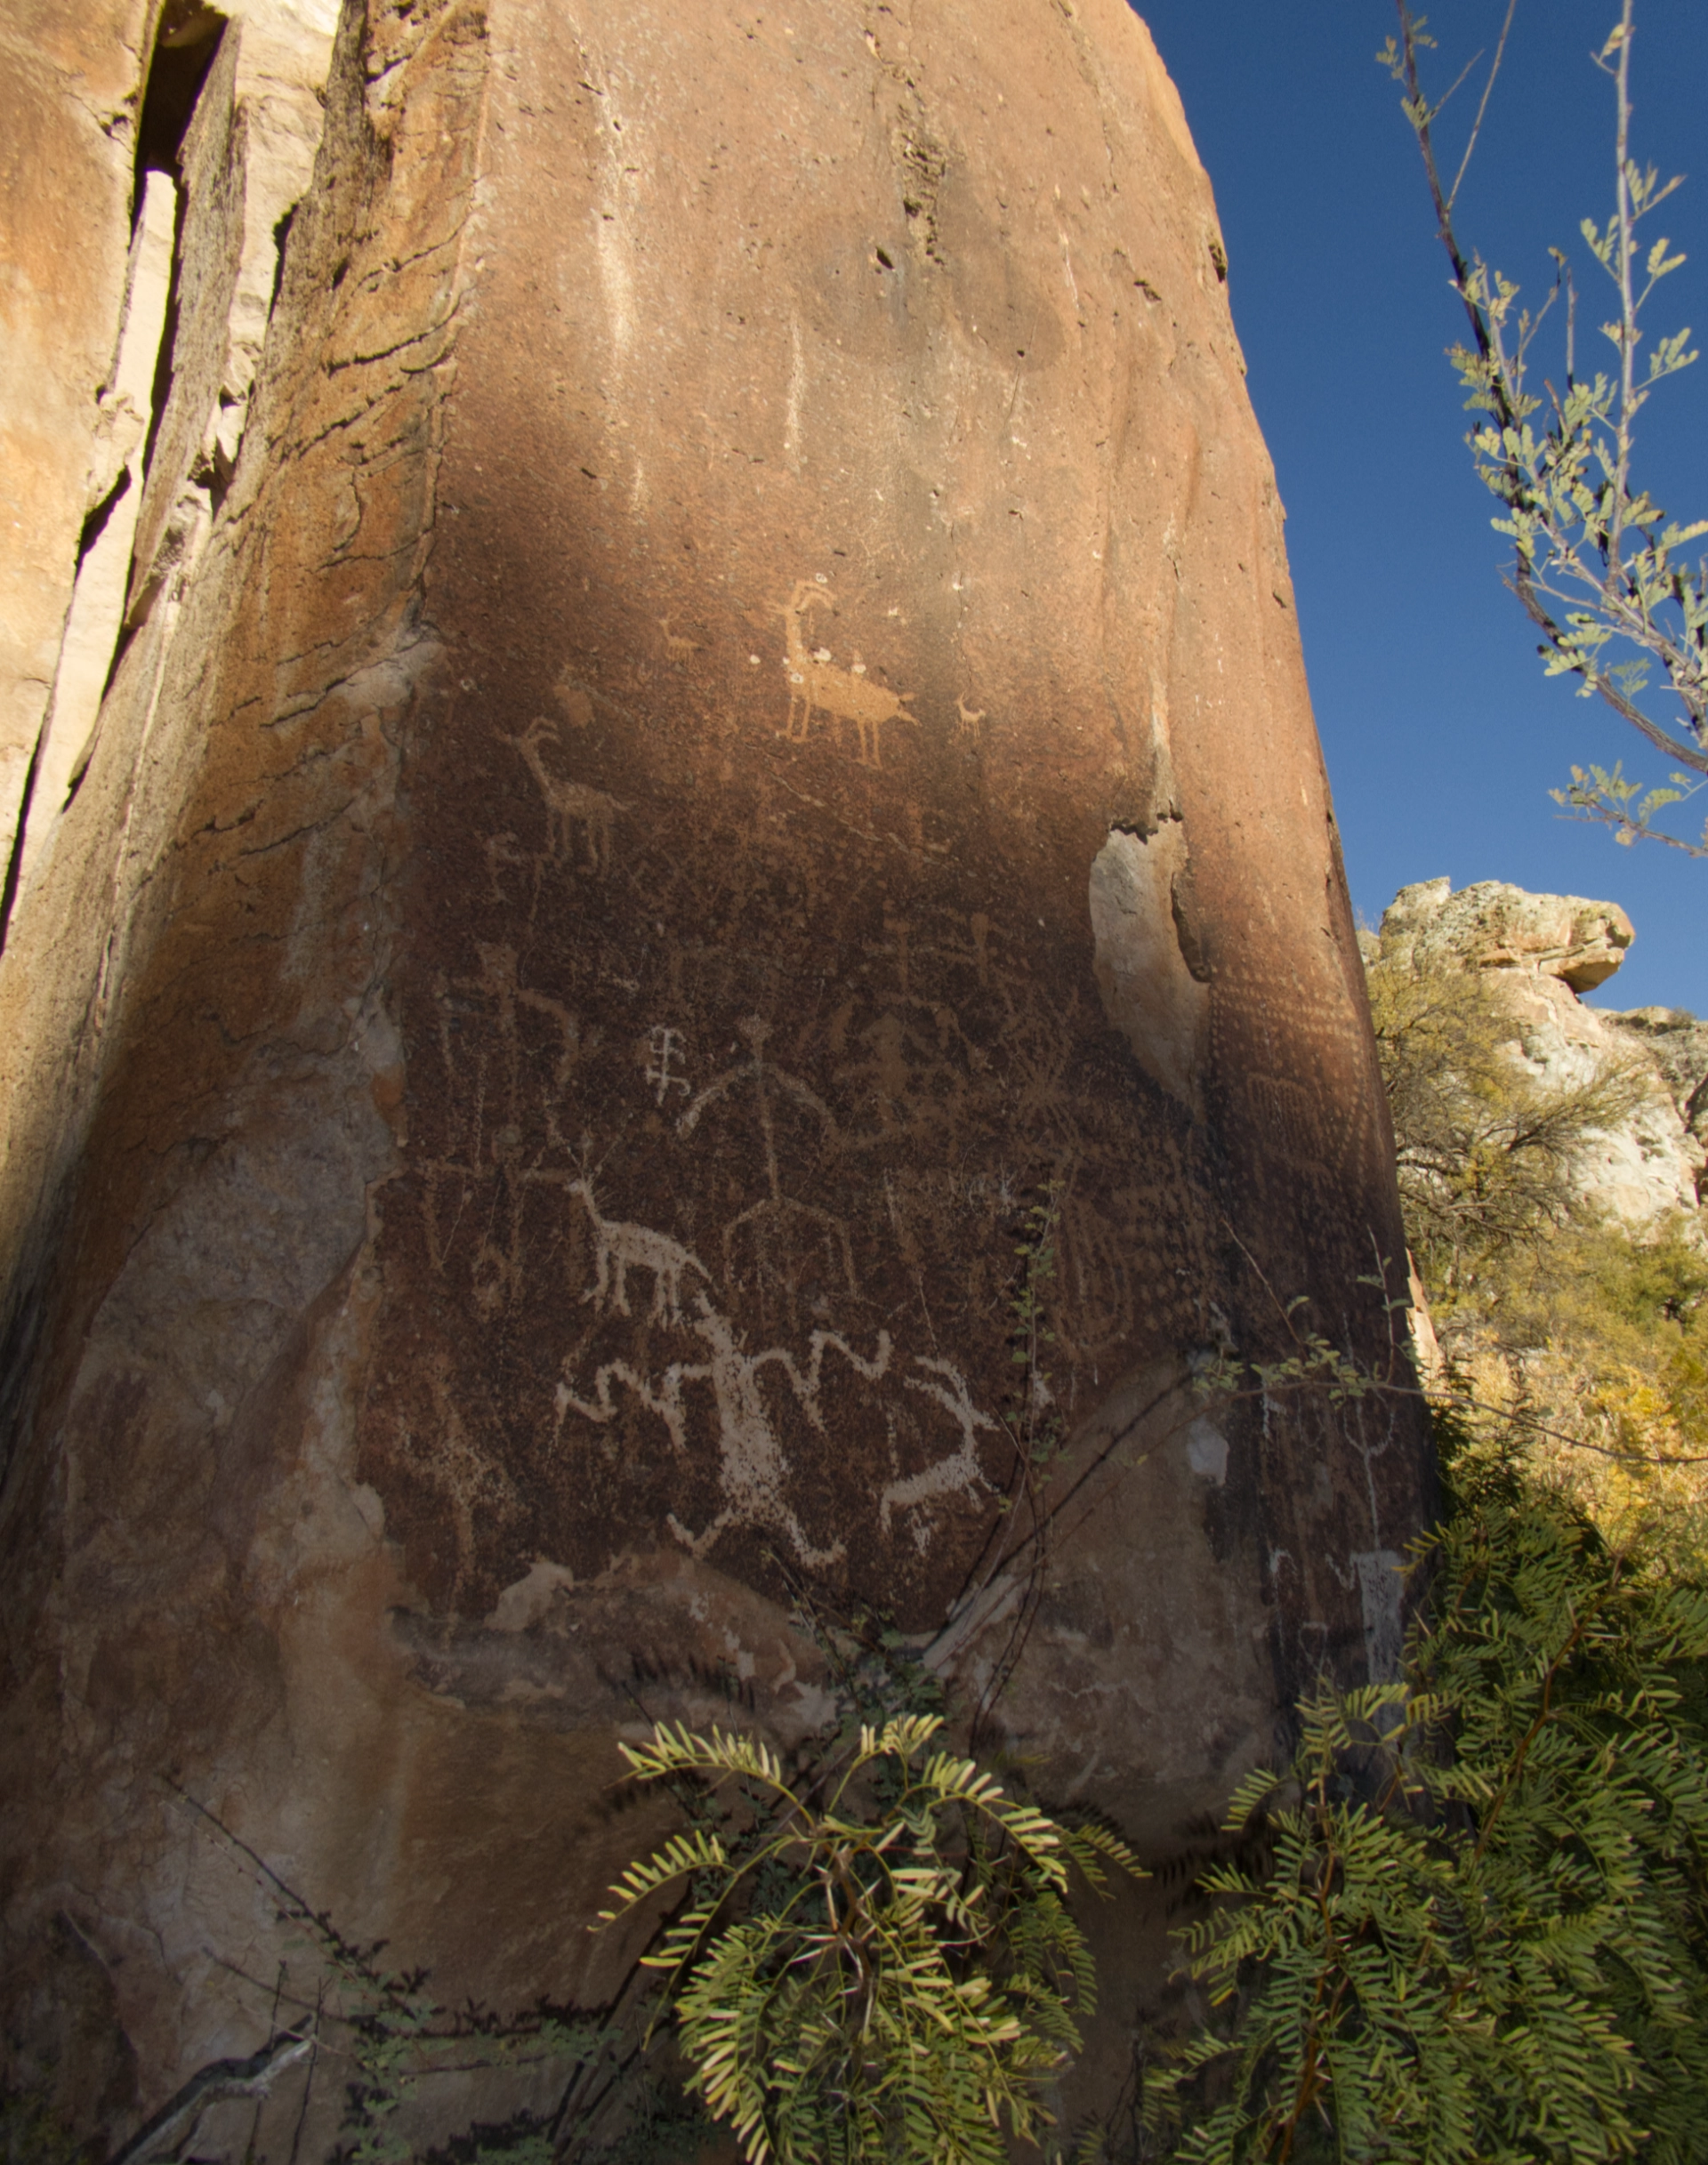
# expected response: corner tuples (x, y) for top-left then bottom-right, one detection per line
(0, 1), (1430, 2149)
(1374, 878), (1705, 1224)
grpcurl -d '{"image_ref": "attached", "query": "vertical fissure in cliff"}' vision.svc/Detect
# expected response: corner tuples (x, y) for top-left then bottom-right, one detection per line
(0, 9), (227, 949)
(1, 0), (342, 951)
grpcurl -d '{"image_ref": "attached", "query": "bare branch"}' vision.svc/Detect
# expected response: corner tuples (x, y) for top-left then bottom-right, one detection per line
(1449, 0), (1520, 212)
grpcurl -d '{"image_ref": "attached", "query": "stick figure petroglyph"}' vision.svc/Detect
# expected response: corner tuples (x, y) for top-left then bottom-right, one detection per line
(644, 1024), (690, 1107)
(559, 1172), (712, 1327)
(777, 581), (914, 769)
(499, 716), (625, 873)
(557, 1295), (893, 1567)
(955, 697), (986, 743)
(680, 1015), (856, 1300)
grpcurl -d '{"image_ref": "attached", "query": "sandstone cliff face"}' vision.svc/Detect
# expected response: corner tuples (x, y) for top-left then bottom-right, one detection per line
(1374, 878), (1705, 1226)
(0, 1), (1430, 2147)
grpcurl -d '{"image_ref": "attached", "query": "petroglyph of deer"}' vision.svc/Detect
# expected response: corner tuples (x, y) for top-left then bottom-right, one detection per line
(658, 614), (703, 664)
(879, 1356), (1000, 1549)
(777, 580), (914, 769)
(566, 1176), (711, 1326)
(500, 716), (625, 873)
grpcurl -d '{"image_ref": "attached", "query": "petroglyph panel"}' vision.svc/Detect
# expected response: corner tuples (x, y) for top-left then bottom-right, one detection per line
(362, 676), (1213, 1619)
(346, 0), (1430, 1675)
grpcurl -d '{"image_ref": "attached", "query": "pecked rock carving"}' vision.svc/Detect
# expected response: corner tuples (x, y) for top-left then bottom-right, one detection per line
(0, 0), (1431, 2149)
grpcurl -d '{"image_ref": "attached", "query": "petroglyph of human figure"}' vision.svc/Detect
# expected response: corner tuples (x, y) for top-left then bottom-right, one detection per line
(561, 1174), (711, 1327)
(644, 1024), (690, 1107)
(879, 1357), (1001, 1550)
(558, 1299), (893, 1568)
(680, 1015), (856, 1300)
(777, 579), (914, 769)
(499, 715), (624, 873)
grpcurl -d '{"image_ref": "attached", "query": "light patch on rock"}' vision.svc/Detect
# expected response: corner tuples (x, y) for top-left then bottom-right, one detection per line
(1089, 819), (1209, 1115)
(487, 1557), (578, 1632)
(1185, 1415), (1229, 1485)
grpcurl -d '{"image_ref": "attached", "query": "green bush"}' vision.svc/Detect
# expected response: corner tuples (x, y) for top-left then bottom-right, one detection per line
(1146, 1445), (1708, 2162)
(597, 1715), (1140, 2165)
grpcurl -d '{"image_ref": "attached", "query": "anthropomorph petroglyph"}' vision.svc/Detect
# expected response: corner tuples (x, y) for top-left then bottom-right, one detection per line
(558, 1296), (895, 1567)
(680, 1015), (856, 1300)
(777, 580), (914, 769)
(499, 715), (624, 872)
(558, 1297), (1001, 1566)
(558, 1173), (712, 1327)
(644, 1024), (690, 1107)
(558, 1290), (887, 1567)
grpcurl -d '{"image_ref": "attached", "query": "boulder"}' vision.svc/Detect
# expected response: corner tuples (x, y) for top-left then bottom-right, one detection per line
(0, 0), (1430, 2147)
(1375, 878), (1703, 1225)
(1379, 875), (1634, 992)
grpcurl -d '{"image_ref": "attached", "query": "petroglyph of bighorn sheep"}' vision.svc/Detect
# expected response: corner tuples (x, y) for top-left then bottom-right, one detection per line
(658, 614), (703, 664)
(567, 1175), (710, 1326)
(777, 580), (914, 769)
(557, 1300), (893, 1568)
(500, 716), (624, 873)
(879, 1356), (1000, 1549)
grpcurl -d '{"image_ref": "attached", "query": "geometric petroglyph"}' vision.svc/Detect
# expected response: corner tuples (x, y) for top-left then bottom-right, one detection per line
(643, 1023), (691, 1107)
(777, 578), (915, 769)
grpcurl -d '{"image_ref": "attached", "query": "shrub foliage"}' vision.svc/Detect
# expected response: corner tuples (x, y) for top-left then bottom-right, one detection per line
(597, 1715), (1140, 2165)
(1146, 1446), (1708, 2161)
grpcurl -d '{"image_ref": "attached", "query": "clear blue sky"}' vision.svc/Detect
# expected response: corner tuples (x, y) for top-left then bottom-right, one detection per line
(1134, 0), (1707, 1014)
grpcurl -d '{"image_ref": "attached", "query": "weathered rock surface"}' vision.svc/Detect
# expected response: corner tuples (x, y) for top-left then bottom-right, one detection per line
(0, 0), (1430, 2148)
(3, 0), (340, 898)
(0, 0), (154, 868)
(1374, 878), (1704, 1223)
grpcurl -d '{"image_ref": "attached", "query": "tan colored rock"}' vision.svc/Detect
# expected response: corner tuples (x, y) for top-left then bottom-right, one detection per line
(13, 173), (176, 889)
(3, 0), (338, 907)
(0, 1), (1430, 2147)
(1605, 1005), (1708, 1162)
(1381, 875), (1635, 992)
(124, 0), (340, 626)
(0, 0), (154, 870)
(1376, 877), (1703, 1224)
